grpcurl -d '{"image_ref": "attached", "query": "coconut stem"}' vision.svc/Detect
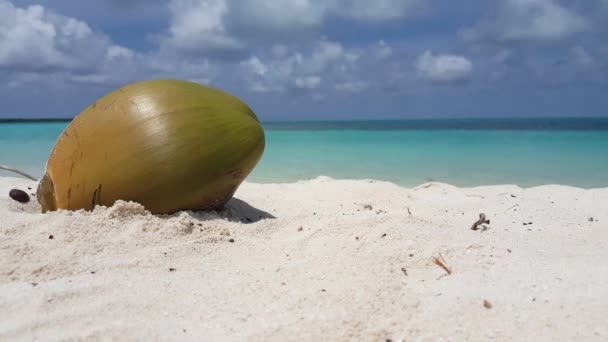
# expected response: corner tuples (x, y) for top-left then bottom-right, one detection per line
(0, 165), (38, 181)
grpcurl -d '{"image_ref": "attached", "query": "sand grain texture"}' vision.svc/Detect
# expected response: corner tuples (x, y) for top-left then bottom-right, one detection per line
(1, 176), (607, 341)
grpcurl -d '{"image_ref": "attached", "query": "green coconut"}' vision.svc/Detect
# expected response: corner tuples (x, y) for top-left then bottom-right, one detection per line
(37, 79), (265, 214)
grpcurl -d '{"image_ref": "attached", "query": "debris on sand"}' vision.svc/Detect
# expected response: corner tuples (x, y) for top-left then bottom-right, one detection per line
(9, 189), (30, 203)
(433, 254), (452, 275)
(471, 213), (490, 231)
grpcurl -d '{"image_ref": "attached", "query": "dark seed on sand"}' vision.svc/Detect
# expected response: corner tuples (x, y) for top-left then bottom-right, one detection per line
(9, 189), (30, 203)
(48, 235), (54, 240)
(169, 268), (176, 272)
(381, 233), (387, 238)
(31, 282), (38, 287)
(229, 238), (235, 243)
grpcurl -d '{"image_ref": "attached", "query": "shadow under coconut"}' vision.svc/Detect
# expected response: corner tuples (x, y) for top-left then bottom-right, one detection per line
(215, 197), (276, 224)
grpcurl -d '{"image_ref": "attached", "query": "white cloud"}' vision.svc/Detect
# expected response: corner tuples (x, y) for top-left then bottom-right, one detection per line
(242, 56), (269, 76)
(571, 46), (593, 66)
(240, 40), (358, 93)
(340, 0), (421, 21)
(230, 0), (330, 33)
(163, 0), (243, 55)
(0, 0), (134, 75)
(335, 81), (368, 92)
(416, 51), (473, 82)
(70, 74), (109, 85)
(161, 0), (424, 56)
(271, 44), (289, 58)
(461, 0), (590, 43)
(375, 40), (392, 59)
(295, 75), (322, 89)
(106, 45), (135, 61)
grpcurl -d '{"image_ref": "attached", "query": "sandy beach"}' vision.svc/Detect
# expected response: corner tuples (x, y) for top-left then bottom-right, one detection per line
(1, 175), (607, 341)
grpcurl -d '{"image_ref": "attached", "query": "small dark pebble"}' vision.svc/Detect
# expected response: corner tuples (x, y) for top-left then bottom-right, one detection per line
(528, 222), (533, 225)
(588, 217), (595, 222)
(27, 187), (32, 190)
(511, 194), (517, 198)
(30, 193), (36, 197)
(381, 233), (387, 238)
(9, 189), (30, 203)
(90, 271), (96, 274)
(409, 253), (414, 257)
(31, 282), (38, 287)
(48, 235), (54, 240)
(321, 289), (326, 292)
(228, 238), (235, 243)
(532, 297), (536, 302)
(355, 236), (359, 240)
(169, 268), (176, 272)
(523, 223), (528, 226)
(507, 249), (512, 253)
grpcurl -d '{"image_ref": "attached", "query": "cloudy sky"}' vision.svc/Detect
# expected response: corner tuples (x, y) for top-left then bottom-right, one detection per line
(1, 0), (607, 120)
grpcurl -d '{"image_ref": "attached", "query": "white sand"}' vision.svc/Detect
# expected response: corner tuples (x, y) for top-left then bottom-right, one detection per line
(1, 175), (607, 341)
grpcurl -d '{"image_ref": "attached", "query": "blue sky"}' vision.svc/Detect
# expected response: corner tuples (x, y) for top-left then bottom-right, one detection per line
(0, 0), (607, 120)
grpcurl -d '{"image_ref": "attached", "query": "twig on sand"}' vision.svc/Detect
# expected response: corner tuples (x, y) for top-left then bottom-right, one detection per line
(0, 165), (38, 181)
(471, 213), (490, 230)
(401, 267), (408, 276)
(506, 204), (520, 212)
(433, 254), (452, 275)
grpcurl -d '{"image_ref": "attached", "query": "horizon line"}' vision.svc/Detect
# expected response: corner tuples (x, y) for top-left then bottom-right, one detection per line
(1, 116), (608, 124)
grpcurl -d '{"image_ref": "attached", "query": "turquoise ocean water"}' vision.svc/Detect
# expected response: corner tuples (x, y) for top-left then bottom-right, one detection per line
(1, 119), (608, 188)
